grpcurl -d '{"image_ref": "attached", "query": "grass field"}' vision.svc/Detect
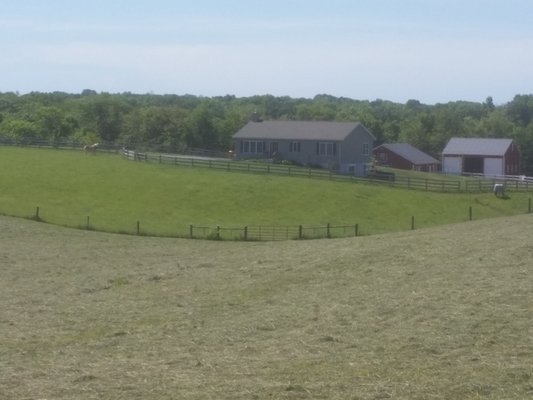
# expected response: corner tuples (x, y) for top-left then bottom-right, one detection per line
(0, 214), (531, 399)
(0, 147), (532, 238)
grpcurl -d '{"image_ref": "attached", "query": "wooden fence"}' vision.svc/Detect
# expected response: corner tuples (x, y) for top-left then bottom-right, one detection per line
(121, 149), (533, 193)
(463, 178), (532, 192)
(2, 139), (531, 193)
(26, 206), (364, 240)
(189, 223), (361, 241)
(7, 201), (532, 242)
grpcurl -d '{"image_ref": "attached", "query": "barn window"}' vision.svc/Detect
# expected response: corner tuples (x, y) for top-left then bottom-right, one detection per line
(362, 142), (370, 155)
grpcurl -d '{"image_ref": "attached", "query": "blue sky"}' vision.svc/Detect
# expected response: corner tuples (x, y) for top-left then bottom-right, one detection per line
(1, 0), (532, 103)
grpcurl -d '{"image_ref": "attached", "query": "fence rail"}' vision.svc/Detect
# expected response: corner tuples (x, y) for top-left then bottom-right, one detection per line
(2, 140), (532, 193)
(186, 223), (362, 240)
(121, 149), (533, 193)
(3, 199), (531, 242)
(0, 137), (124, 152)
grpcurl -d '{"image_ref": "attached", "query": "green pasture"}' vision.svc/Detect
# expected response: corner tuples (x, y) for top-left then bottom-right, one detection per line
(1, 214), (531, 399)
(0, 146), (531, 237)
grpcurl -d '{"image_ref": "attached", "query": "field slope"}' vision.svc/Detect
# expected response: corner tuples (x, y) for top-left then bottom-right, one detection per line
(0, 147), (532, 237)
(0, 214), (531, 399)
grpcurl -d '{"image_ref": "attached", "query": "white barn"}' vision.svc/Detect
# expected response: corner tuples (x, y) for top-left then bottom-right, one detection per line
(442, 138), (521, 176)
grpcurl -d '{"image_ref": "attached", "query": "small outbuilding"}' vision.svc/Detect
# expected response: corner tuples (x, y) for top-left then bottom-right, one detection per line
(233, 116), (375, 176)
(373, 143), (440, 172)
(442, 137), (521, 176)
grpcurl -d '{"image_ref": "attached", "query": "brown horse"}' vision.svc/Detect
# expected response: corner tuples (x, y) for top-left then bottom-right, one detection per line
(83, 143), (99, 155)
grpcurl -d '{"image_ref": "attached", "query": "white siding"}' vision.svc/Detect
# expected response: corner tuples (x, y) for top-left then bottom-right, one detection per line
(484, 158), (504, 175)
(442, 156), (462, 174)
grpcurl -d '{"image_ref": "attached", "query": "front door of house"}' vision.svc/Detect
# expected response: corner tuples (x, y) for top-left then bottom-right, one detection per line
(270, 142), (278, 157)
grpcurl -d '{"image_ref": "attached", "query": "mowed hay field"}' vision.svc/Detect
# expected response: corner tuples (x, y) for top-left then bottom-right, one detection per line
(1, 215), (532, 399)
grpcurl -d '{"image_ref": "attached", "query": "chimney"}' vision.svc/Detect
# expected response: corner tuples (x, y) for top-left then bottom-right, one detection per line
(250, 112), (262, 122)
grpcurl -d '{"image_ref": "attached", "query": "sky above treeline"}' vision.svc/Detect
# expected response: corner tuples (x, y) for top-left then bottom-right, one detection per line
(1, 0), (532, 104)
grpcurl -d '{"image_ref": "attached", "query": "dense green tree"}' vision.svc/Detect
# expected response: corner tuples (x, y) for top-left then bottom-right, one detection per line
(506, 94), (533, 127)
(79, 94), (131, 142)
(1, 119), (40, 143)
(1, 91), (533, 173)
(184, 104), (219, 149)
(295, 102), (336, 121)
(37, 107), (76, 144)
(120, 106), (187, 151)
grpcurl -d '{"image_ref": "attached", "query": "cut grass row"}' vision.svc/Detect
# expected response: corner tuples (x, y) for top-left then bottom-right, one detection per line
(0, 146), (531, 238)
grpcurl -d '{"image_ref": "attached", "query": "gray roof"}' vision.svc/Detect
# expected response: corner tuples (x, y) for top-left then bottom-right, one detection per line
(375, 143), (440, 165)
(233, 120), (374, 141)
(442, 138), (513, 156)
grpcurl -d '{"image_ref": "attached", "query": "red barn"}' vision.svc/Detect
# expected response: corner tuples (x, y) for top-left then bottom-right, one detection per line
(373, 143), (440, 172)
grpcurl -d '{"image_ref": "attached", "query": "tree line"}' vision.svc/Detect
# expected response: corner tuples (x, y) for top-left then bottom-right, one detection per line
(1, 91), (533, 174)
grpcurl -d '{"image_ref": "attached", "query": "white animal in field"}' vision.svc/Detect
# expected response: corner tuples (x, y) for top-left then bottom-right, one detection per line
(83, 143), (99, 155)
(493, 183), (505, 197)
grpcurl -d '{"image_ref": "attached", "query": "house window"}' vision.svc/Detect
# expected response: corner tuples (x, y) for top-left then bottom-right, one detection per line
(241, 140), (264, 153)
(290, 142), (301, 153)
(318, 142), (336, 156)
(362, 143), (370, 156)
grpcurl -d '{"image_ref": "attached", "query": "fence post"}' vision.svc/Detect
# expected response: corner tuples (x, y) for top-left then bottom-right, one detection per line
(469, 206), (473, 221)
(35, 206), (40, 219)
(86, 216), (90, 230)
(529, 198), (531, 213)
(137, 221), (140, 235)
(327, 223), (330, 238)
(299, 225), (303, 239)
(216, 225), (220, 240)
(355, 223), (358, 237)
(411, 216), (415, 230)
(244, 226), (248, 241)
(189, 224), (193, 238)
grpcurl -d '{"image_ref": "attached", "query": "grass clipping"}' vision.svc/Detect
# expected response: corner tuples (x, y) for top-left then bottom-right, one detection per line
(0, 215), (532, 399)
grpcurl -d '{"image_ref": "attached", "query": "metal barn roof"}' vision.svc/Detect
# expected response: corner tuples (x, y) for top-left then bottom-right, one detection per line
(442, 138), (513, 157)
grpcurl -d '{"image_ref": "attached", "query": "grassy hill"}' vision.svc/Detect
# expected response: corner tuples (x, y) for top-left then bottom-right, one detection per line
(1, 214), (531, 399)
(0, 147), (531, 237)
